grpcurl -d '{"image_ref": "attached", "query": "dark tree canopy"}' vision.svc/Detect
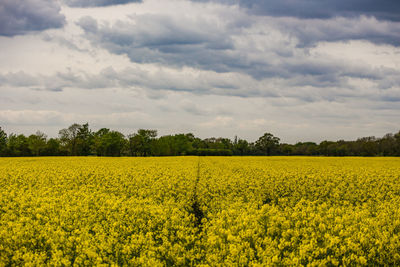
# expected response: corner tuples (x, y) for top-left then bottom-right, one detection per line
(59, 123), (81, 156)
(28, 131), (47, 156)
(94, 129), (126, 157)
(0, 127), (7, 156)
(255, 133), (280, 156)
(0, 124), (399, 157)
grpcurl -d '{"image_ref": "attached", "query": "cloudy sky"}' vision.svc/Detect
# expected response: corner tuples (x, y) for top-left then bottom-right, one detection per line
(0, 0), (399, 143)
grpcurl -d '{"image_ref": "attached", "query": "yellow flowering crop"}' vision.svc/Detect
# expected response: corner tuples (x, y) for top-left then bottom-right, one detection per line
(0, 156), (399, 266)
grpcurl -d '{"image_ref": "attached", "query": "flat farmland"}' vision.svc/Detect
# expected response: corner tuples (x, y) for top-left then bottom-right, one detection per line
(1, 157), (400, 266)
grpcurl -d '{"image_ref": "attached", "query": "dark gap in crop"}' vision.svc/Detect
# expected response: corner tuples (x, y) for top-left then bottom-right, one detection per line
(187, 157), (206, 232)
(190, 199), (204, 229)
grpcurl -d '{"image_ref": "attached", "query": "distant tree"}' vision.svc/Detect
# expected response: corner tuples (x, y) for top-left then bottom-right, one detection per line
(94, 129), (126, 156)
(248, 142), (257, 155)
(44, 138), (62, 156)
(76, 123), (93, 156)
(127, 133), (141, 156)
(395, 131), (400, 156)
(153, 135), (178, 156)
(335, 140), (350, 156)
(377, 133), (396, 156)
(219, 138), (233, 150)
(191, 137), (207, 150)
(151, 135), (171, 156)
(279, 143), (293, 156)
(128, 129), (157, 156)
(7, 134), (31, 156)
(293, 142), (318, 155)
(255, 133), (280, 156)
(0, 124), (399, 157)
(202, 137), (233, 150)
(203, 137), (219, 149)
(28, 131), (47, 156)
(172, 134), (194, 155)
(0, 127), (7, 156)
(93, 128), (110, 156)
(104, 131), (126, 156)
(319, 141), (333, 156)
(357, 136), (378, 156)
(234, 138), (249, 156)
(59, 123), (81, 155)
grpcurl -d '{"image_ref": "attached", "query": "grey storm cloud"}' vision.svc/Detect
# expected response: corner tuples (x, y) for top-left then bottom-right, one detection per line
(271, 16), (400, 47)
(0, 67), (241, 96)
(63, 0), (142, 8)
(1, 64), (399, 105)
(76, 15), (237, 72)
(0, 0), (65, 36)
(76, 14), (400, 85)
(192, 0), (400, 21)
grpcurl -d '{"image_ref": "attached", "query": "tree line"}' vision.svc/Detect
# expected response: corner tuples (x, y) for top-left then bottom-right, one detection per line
(0, 123), (399, 157)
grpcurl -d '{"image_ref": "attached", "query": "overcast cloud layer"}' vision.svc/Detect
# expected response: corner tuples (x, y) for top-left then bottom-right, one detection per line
(0, 0), (65, 36)
(0, 0), (399, 143)
(193, 0), (400, 21)
(64, 0), (142, 8)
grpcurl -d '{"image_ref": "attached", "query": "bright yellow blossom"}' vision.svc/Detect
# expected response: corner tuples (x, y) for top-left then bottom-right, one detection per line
(0, 156), (399, 265)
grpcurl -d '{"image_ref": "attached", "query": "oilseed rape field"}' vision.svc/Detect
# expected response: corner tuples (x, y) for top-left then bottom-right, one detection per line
(1, 157), (400, 266)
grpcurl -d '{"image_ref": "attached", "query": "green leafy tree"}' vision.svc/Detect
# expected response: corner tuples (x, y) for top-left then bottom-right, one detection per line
(93, 128), (110, 156)
(94, 129), (126, 156)
(103, 131), (126, 156)
(44, 138), (62, 156)
(153, 134), (193, 156)
(293, 142), (318, 155)
(191, 137), (207, 150)
(7, 134), (31, 156)
(395, 131), (400, 156)
(234, 138), (249, 156)
(127, 133), (140, 156)
(357, 136), (378, 156)
(128, 129), (157, 156)
(76, 123), (93, 156)
(279, 143), (293, 156)
(378, 134), (396, 156)
(0, 127), (7, 156)
(255, 132), (280, 156)
(59, 123), (81, 155)
(319, 141), (334, 156)
(171, 134), (193, 155)
(28, 131), (47, 156)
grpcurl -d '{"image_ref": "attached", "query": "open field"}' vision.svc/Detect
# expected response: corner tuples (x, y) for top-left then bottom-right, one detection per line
(1, 157), (400, 266)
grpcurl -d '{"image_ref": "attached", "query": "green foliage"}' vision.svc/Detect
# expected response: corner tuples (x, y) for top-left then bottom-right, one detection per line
(1, 124), (400, 157)
(28, 131), (47, 156)
(395, 131), (400, 156)
(0, 127), (7, 156)
(59, 123), (81, 156)
(234, 138), (249, 156)
(43, 138), (63, 156)
(76, 123), (93, 156)
(127, 129), (157, 156)
(6, 133), (31, 156)
(154, 134), (194, 156)
(94, 128), (126, 156)
(255, 133), (280, 156)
